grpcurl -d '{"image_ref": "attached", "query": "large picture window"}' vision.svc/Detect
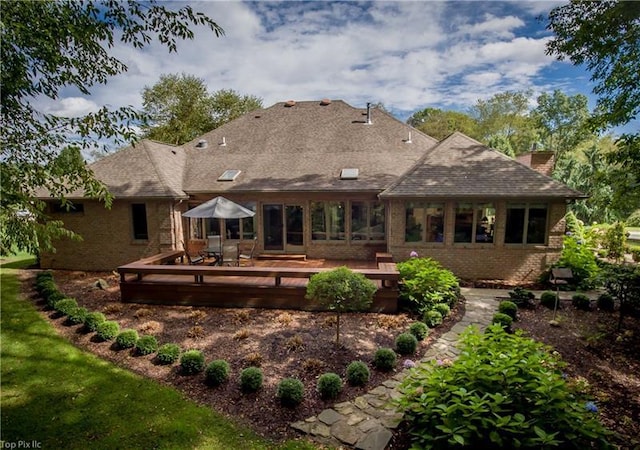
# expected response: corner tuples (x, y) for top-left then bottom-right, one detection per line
(454, 202), (495, 243)
(505, 203), (548, 244)
(405, 202), (444, 243)
(351, 201), (385, 241)
(131, 203), (148, 240)
(311, 201), (345, 240)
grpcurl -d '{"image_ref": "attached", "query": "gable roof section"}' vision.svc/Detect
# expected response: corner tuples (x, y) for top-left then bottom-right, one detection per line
(182, 100), (436, 193)
(380, 132), (585, 199)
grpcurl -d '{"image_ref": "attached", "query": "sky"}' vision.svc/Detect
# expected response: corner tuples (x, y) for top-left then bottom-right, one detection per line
(37, 0), (634, 143)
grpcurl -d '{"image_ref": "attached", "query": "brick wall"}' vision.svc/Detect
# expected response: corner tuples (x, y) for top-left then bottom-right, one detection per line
(516, 151), (555, 177)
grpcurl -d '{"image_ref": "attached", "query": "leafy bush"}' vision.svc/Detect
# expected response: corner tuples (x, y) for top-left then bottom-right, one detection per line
(240, 367), (263, 392)
(397, 257), (460, 312)
(498, 301), (518, 319)
(409, 321), (429, 341)
(626, 209), (640, 227)
(508, 287), (535, 309)
(35, 271), (54, 283)
(276, 377), (304, 407)
(597, 293), (615, 312)
(601, 263), (640, 330)
(423, 310), (443, 328)
(317, 372), (343, 399)
(555, 236), (599, 290)
(35, 277), (55, 294)
(96, 320), (120, 341)
(135, 335), (158, 355)
(156, 343), (181, 365)
(540, 291), (558, 310)
(492, 313), (513, 331)
(396, 325), (612, 449)
(373, 348), (397, 371)
(205, 360), (230, 387)
(46, 291), (66, 309)
(84, 312), (106, 332)
(346, 361), (370, 386)
(180, 349), (205, 375)
(602, 221), (626, 261)
(115, 329), (139, 349)
(395, 332), (418, 355)
(40, 283), (59, 301)
(66, 306), (88, 325)
(572, 293), (591, 311)
(54, 298), (78, 316)
(433, 303), (451, 318)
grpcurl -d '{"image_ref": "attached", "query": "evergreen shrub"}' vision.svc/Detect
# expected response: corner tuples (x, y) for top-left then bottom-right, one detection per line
(156, 343), (181, 365)
(540, 291), (558, 309)
(180, 349), (205, 375)
(346, 361), (370, 386)
(498, 300), (518, 319)
(373, 347), (397, 371)
(423, 310), (443, 328)
(135, 335), (158, 355)
(205, 360), (230, 387)
(96, 320), (120, 341)
(276, 377), (304, 407)
(395, 332), (419, 355)
(317, 373), (343, 399)
(240, 367), (263, 392)
(409, 321), (429, 341)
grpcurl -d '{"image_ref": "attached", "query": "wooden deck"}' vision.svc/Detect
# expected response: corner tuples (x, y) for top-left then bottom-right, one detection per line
(117, 252), (399, 313)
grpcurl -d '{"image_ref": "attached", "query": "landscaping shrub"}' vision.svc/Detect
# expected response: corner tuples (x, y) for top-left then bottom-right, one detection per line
(135, 335), (158, 355)
(603, 221), (626, 261)
(317, 372), (343, 399)
(54, 298), (78, 316)
(373, 348), (397, 371)
(276, 377), (304, 407)
(66, 306), (88, 325)
(180, 349), (205, 375)
(35, 277), (55, 294)
(40, 283), (59, 301)
(540, 291), (558, 309)
(600, 263), (640, 331)
(408, 321), (429, 341)
(423, 310), (443, 328)
(395, 324), (612, 449)
(554, 235), (599, 290)
(397, 257), (460, 312)
(95, 320), (120, 341)
(498, 300), (518, 319)
(46, 291), (66, 309)
(395, 332), (418, 355)
(492, 313), (513, 331)
(84, 312), (106, 332)
(508, 287), (535, 309)
(433, 302), (451, 318)
(346, 361), (370, 386)
(626, 209), (640, 227)
(205, 360), (230, 387)
(156, 343), (181, 365)
(572, 293), (592, 311)
(597, 293), (615, 312)
(240, 367), (263, 392)
(35, 271), (54, 282)
(115, 329), (139, 349)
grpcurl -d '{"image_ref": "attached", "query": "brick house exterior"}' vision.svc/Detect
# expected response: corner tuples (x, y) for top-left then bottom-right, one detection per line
(39, 100), (584, 282)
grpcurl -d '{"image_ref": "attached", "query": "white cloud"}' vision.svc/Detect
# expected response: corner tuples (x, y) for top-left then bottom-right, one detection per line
(43, 97), (100, 117)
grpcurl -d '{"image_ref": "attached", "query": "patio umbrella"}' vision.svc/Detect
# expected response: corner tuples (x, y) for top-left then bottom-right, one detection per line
(182, 196), (255, 219)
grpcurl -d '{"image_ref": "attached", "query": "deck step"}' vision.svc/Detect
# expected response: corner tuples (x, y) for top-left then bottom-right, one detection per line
(257, 253), (307, 261)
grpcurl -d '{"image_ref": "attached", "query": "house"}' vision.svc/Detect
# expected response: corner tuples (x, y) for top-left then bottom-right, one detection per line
(39, 99), (584, 281)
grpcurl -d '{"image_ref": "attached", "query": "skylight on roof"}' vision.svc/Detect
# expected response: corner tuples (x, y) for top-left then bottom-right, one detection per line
(218, 169), (241, 181)
(340, 168), (359, 180)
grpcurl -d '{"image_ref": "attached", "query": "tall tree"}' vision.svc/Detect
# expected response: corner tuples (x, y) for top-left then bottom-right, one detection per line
(0, 0), (223, 255)
(407, 108), (479, 141)
(209, 89), (263, 130)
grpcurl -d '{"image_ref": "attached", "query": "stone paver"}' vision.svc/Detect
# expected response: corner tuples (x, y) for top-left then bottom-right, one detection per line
(290, 287), (498, 449)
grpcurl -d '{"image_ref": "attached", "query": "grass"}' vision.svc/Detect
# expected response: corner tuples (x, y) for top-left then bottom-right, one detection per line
(0, 255), (316, 450)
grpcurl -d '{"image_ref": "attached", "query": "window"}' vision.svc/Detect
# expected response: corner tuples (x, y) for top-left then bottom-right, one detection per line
(51, 201), (84, 214)
(405, 202), (444, 243)
(311, 201), (345, 240)
(340, 168), (359, 180)
(454, 202), (495, 244)
(131, 203), (148, 240)
(351, 201), (385, 241)
(505, 203), (548, 244)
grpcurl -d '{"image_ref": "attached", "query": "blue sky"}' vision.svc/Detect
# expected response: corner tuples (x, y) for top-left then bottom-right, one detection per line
(37, 1), (634, 140)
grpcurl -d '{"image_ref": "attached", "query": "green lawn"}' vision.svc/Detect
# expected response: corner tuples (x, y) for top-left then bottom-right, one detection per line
(0, 255), (316, 450)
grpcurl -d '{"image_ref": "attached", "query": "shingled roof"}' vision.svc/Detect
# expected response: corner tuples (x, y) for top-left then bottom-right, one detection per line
(380, 132), (585, 199)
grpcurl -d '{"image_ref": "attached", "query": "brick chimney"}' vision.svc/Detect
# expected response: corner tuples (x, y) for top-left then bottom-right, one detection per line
(516, 151), (555, 176)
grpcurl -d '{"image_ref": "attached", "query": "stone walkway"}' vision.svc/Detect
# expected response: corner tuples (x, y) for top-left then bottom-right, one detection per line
(291, 288), (499, 450)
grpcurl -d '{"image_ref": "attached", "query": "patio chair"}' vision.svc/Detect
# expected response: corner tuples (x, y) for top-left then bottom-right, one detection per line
(221, 242), (239, 266)
(181, 241), (205, 265)
(549, 267), (573, 320)
(238, 237), (257, 266)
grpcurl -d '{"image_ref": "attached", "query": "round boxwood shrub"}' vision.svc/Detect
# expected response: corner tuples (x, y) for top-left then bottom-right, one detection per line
(46, 291), (66, 309)
(373, 347), (397, 371)
(66, 306), (88, 325)
(54, 298), (78, 316)
(36, 277), (55, 294)
(180, 349), (205, 375)
(96, 320), (120, 341)
(492, 313), (513, 331)
(40, 283), (59, 300)
(346, 361), (370, 386)
(572, 293), (591, 311)
(540, 291), (558, 309)
(317, 372), (343, 399)
(156, 343), (181, 365)
(597, 293), (615, 312)
(205, 360), (230, 387)
(396, 332), (419, 355)
(240, 367), (263, 392)
(498, 300), (518, 320)
(423, 310), (443, 328)
(433, 303), (451, 318)
(84, 312), (106, 332)
(115, 329), (139, 349)
(276, 377), (304, 407)
(135, 335), (158, 355)
(409, 321), (429, 341)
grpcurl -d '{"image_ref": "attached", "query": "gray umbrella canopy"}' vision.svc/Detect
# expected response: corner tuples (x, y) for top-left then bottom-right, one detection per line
(183, 196), (255, 219)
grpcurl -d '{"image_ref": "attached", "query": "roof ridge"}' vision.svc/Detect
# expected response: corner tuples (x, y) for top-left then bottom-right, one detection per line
(141, 140), (183, 197)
